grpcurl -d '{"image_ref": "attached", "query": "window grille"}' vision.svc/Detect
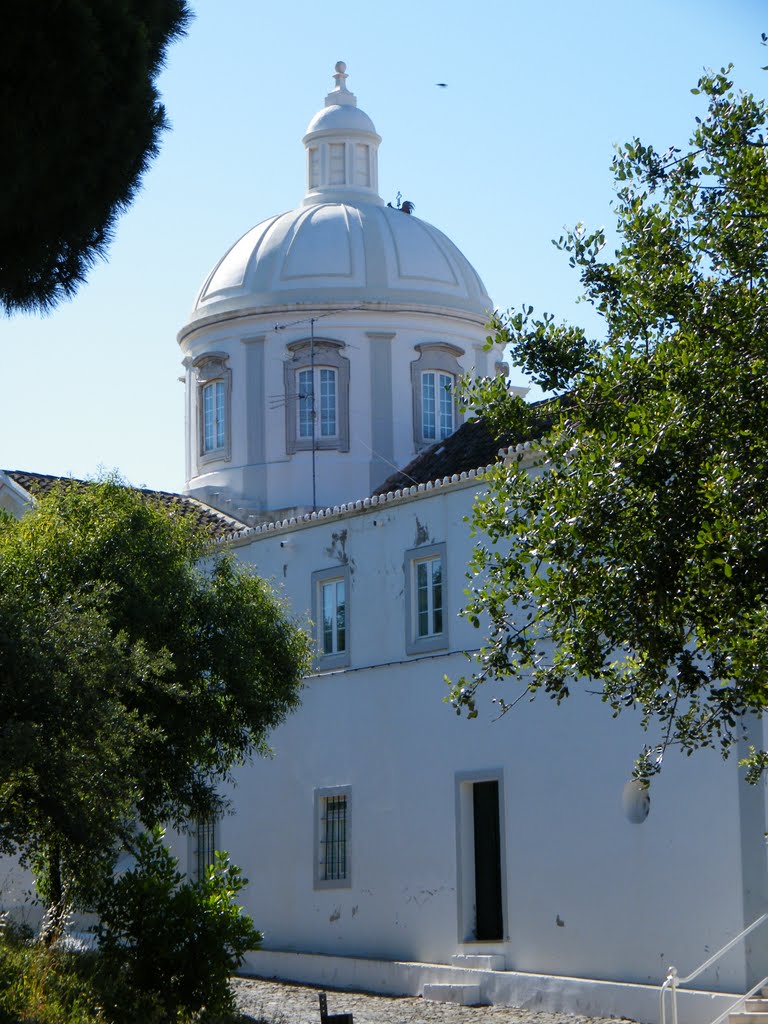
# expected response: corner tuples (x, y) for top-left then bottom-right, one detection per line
(195, 816), (216, 880)
(321, 795), (347, 881)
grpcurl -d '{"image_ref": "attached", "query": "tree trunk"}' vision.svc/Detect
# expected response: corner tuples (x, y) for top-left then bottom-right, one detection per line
(40, 842), (68, 947)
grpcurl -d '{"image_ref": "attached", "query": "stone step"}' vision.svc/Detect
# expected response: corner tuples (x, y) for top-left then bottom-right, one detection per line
(728, 1014), (768, 1024)
(422, 984), (484, 1006)
(744, 1001), (768, 1013)
(450, 954), (506, 971)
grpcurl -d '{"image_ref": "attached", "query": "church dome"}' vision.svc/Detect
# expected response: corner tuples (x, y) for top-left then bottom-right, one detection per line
(304, 103), (377, 136)
(190, 201), (491, 323)
(184, 63), (492, 329)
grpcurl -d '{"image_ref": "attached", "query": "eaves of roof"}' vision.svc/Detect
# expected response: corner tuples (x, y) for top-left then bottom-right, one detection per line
(3, 471), (248, 541)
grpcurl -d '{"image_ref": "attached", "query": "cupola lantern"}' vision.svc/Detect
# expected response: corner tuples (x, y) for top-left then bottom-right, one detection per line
(302, 62), (382, 205)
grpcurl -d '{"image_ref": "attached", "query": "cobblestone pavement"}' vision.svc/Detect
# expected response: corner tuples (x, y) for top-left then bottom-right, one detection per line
(232, 977), (634, 1024)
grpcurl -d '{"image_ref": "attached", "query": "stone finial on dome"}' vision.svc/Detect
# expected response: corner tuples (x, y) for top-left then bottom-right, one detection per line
(326, 60), (356, 107)
(333, 61), (348, 90)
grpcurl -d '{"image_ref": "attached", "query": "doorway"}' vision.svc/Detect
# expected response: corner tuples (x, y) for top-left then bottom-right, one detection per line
(473, 780), (503, 940)
(456, 772), (505, 943)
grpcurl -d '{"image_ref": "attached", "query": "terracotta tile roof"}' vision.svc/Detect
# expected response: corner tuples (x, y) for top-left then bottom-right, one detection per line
(372, 405), (555, 496)
(4, 471), (248, 540)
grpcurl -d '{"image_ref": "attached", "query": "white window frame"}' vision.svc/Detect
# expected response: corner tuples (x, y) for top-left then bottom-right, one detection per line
(285, 339), (350, 453)
(421, 369), (455, 442)
(194, 352), (232, 465)
(297, 366), (339, 442)
(202, 379), (227, 452)
(405, 542), (448, 655)
(410, 343), (465, 449)
(311, 566), (350, 670)
(314, 786), (351, 890)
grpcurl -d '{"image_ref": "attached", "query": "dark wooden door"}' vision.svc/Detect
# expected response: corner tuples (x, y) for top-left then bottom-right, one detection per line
(472, 780), (503, 940)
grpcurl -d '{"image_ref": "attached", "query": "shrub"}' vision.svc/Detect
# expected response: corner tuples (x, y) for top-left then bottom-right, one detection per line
(93, 827), (262, 1023)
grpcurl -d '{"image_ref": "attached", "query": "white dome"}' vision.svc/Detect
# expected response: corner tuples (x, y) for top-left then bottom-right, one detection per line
(183, 63), (493, 330)
(189, 201), (492, 324)
(179, 64), (503, 520)
(304, 103), (377, 137)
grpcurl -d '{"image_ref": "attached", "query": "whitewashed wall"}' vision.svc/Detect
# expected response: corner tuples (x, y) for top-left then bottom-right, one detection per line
(206, 478), (764, 993)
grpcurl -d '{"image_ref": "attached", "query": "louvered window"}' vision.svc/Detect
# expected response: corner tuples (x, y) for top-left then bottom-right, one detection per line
(328, 143), (346, 184)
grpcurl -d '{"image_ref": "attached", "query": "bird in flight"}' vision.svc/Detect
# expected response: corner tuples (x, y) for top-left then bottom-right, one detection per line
(436, 82), (447, 88)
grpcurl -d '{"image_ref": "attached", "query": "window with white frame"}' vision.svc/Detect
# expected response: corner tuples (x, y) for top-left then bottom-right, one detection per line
(311, 566), (350, 669)
(314, 787), (351, 889)
(421, 370), (454, 442)
(322, 577), (346, 654)
(285, 340), (350, 454)
(202, 379), (226, 453)
(410, 343), (464, 449)
(405, 542), (448, 655)
(415, 553), (443, 638)
(194, 353), (231, 464)
(297, 367), (338, 441)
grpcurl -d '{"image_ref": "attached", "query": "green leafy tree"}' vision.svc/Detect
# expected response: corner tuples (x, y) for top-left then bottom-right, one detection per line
(0, 478), (310, 935)
(450, 61), (768, 781)
(0, 1), (191, 315)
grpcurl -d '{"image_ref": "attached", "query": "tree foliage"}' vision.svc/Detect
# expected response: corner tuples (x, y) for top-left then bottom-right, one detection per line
(0, 1), (191, 315)
(0, 478), (310, 917)
(450, 63), (768, 781)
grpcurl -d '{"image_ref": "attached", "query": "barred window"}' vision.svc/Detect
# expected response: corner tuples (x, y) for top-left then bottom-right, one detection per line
(321, 795), (347, 881)
(315, 787), (351, 889)
(194, 816), (216, 880)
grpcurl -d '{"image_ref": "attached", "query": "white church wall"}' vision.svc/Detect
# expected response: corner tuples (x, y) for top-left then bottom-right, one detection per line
(180, 307), (492, 517)
(213, 480), (753, 993)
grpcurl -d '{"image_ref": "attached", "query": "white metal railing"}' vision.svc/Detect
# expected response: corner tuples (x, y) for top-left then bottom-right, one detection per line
(660, 914), (768, 1024)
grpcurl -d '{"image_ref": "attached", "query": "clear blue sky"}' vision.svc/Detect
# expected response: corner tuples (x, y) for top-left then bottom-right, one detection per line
(3, 0), (766, 493)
